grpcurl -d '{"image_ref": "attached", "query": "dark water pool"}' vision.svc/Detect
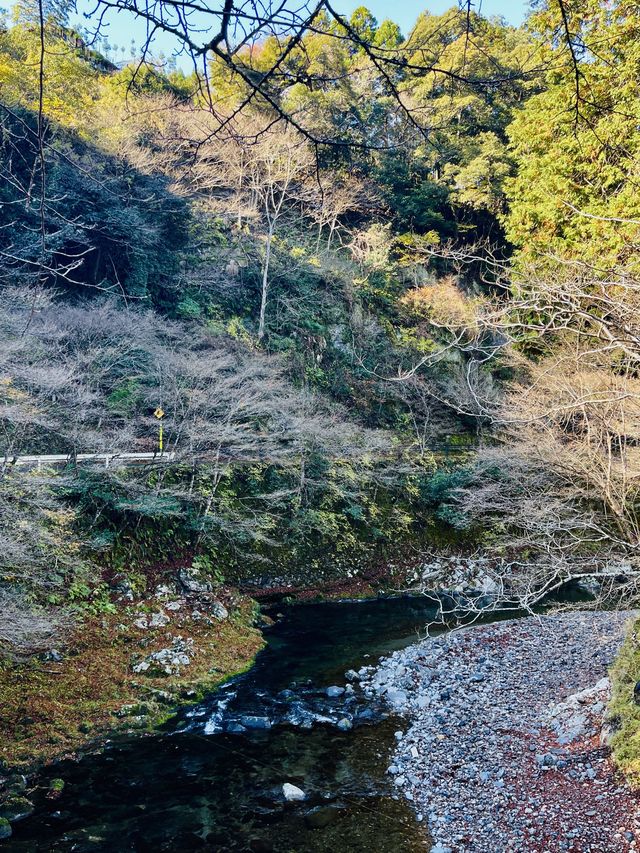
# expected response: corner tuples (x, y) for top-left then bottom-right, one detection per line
(5, 596), (449, 853)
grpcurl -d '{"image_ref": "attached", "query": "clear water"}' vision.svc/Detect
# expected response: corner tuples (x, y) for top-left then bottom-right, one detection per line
(6, 596), (448, 852)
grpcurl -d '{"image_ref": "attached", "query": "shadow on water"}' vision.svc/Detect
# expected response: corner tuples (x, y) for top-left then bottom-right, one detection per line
(4, 587), (593, 852)
(6, 596), (444, 853)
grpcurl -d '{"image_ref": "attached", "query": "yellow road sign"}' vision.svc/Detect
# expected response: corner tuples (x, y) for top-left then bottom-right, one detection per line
(154, 407), (165, 419)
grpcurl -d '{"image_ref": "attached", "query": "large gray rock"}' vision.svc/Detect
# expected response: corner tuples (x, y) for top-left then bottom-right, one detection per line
(178, 567), (212, 593)
(150, 611), (170, 628)
(282, 783), (306, 802)
(209, 601), (229, 620)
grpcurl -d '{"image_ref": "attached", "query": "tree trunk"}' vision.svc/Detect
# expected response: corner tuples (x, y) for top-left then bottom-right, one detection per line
(258, 226), (274, 341)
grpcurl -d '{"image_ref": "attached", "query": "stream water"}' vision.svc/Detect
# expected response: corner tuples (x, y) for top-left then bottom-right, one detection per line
(5, 596), (451, 852)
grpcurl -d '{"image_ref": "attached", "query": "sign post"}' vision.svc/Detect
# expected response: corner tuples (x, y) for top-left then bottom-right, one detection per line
(154, 407), (165, 455)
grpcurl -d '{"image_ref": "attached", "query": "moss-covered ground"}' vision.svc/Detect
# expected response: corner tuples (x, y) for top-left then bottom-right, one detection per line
(0, 592), (264, 773)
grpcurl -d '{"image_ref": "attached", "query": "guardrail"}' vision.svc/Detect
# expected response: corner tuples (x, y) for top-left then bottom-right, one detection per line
(3, 452), (177, 470)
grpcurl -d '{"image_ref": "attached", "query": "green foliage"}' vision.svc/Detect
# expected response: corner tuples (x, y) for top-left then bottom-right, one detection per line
(608, 616), (640, 785)
(505, 0), (640, 268)
(422, 466), (474, 528)
(106, 380), (142, 417)
(376, 154), (454, 235)
(68, 581), (117, 615)
(191, 554), (224, 586)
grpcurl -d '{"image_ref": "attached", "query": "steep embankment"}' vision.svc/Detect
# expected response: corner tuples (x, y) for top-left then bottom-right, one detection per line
(361, 610), (640, 853)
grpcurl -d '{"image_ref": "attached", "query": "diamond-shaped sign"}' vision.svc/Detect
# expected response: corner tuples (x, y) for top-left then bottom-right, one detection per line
(154, 407), (165, 419)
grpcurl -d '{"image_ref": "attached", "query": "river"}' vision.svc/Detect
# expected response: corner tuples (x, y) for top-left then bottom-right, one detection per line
(5, 596), (454, 852)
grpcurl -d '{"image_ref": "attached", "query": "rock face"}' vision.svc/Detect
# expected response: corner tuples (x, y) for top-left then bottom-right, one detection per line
(362, 610), (640, 853)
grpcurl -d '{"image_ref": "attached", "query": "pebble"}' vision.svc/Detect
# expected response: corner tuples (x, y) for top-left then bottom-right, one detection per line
(360, 610), (639, 853)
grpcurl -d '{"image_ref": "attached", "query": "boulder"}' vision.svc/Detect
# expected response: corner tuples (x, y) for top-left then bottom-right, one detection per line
(0, 818), (11, 840)
(42, 648), (63, 662)
(386, 688), (408, 709)
(149, 611), (170, 628)
(178, 567), (212, 594)
(209, 601), (229, 621)
(0, 796), (34, 822)
(282, 783), (306, 802)
(326, 686), (345, 698)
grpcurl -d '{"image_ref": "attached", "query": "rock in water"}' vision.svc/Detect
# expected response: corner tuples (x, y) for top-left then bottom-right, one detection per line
(240, 716), (271, 730)
(0, 796), (34, 822)
(326, 685), (345, 697)
(282, 783), (306, 802)
(0, 818), (11, 840)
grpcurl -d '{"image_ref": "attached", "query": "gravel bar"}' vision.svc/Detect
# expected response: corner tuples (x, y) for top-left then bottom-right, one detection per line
(361, 610), (640, 852)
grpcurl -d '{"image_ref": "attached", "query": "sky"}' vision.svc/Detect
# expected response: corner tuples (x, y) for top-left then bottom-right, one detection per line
(72, 0), (529, 65)
(339, 1), (527, 32)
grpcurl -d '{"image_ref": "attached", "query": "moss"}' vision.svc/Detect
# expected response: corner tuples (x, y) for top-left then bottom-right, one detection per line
(49, 778), (65, 793)
(0, 593), (264, 773)
(608, 615), (640, 785)
(0, 817), (11, 839)
(0, 796), (34, 821)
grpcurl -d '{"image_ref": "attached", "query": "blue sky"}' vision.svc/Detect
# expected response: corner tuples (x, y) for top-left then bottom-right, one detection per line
(340, 1), (528, 32)
(72, 1), (529, 64)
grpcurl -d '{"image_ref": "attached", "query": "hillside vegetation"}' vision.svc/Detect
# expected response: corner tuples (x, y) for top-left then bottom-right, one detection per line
(4, 0), (640, 776)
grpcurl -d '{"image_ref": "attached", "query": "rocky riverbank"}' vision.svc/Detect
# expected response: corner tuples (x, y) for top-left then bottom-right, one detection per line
(361, 610), (640, 853)
(0, 580), (263, 772)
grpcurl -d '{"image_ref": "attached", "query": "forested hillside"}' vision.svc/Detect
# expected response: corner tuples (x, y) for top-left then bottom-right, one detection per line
(3, 0), (640, 791)
(0, 2), (533, 652)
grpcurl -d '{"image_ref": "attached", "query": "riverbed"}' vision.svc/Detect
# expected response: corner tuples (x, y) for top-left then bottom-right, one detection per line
(4, 596), (445, 852)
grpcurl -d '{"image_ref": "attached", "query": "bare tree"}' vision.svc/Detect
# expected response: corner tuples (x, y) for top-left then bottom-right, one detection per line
(386, 246), (640, 612)
(193, 125), (316, 338)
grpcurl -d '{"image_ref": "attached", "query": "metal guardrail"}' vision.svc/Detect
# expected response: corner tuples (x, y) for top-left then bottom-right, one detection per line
(1, 441), (476, 472)
(3, 452), (176, 470)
